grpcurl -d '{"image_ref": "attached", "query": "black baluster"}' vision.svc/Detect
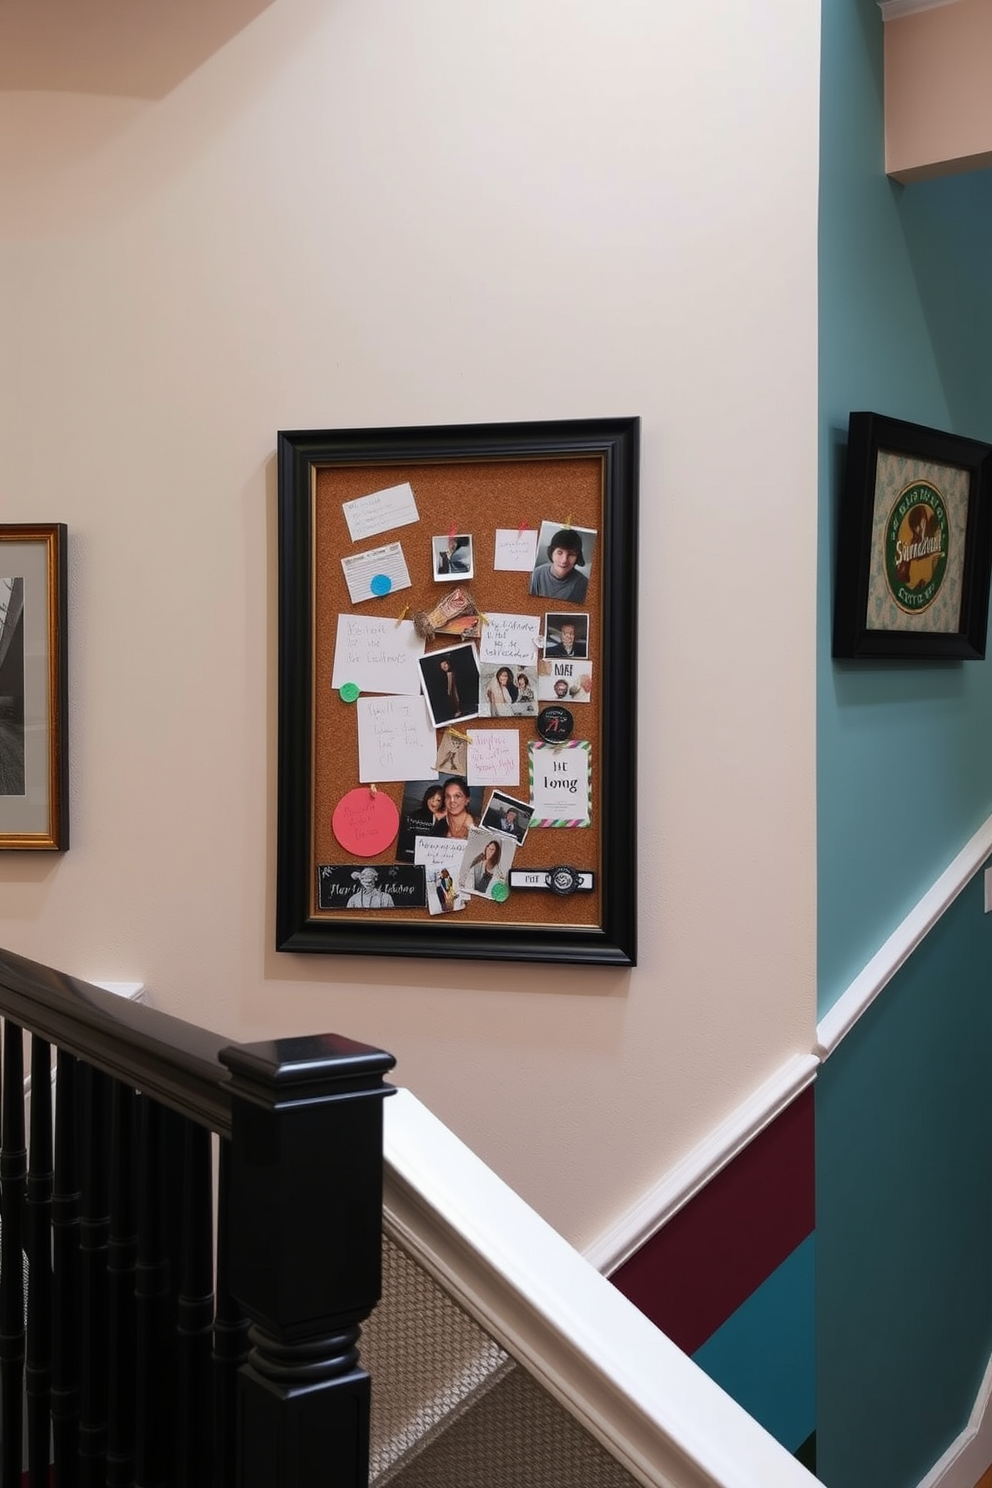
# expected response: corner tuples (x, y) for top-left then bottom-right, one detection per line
(1, 1019), (27, 1487)
(107, 1080), (137, 1488)
(212, 1144), (249, 1488)
(78, 1065), (110, 1487)
(52, 1050), (80, 1488)
(219, 1034), (395, 1488)
(26, 1036), (54, 1488)
(176, 1121), (214, 1488)
(134, 1097), (172, 1488)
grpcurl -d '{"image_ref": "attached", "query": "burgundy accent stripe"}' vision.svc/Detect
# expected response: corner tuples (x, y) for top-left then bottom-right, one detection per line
(611, 1085), (814, 1355)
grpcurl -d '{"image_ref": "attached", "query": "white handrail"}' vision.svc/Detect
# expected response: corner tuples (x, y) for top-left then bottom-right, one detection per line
(383, 1089), (818, 1488)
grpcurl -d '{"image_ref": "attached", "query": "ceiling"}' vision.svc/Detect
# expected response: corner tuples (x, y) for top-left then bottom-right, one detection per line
(0, 0), (276, 99)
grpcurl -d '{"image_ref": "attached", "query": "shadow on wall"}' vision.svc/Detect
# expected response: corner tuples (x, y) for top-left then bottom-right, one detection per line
(896, 171), (992, 441)
(0, 0), (333, 237)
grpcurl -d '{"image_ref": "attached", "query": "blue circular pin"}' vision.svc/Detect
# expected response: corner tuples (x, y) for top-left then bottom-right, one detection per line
(370, 573), (392, 597)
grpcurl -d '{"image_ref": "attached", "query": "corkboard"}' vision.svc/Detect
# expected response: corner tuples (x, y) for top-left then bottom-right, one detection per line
(276, 418), (639, 966)
(311, 455), (603, 930)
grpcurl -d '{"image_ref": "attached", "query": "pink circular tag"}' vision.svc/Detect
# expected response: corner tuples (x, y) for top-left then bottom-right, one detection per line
(332, 789), (400, 856)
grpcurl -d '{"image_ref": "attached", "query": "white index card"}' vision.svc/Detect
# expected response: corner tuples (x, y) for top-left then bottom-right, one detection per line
(467, 729), (520, 787)
(341, 542), (412, 604)
(494, 528), (539, 571)
(331, 616), (424, 696)
(479, 613), (541, 666)
(528, 741), (592, 826)
(343, 482), (420, 543)
(357, 695), (438, 783)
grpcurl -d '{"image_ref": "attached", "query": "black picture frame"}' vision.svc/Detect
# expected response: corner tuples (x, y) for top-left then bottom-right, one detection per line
(833, 412), (992, 660)
(276, 417), (639, 966)
(0, 524), (68, 850)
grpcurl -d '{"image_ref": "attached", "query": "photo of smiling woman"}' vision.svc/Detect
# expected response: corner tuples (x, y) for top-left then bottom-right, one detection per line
(458, 826), (518, 899)
(429, 776), (480, 840)
(481, 665), (518, 717)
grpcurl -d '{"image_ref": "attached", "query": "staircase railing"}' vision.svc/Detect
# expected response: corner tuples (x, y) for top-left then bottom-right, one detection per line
(0, 944), (821, 1488)
(380, 1090), (821, 1488)
(0, 945), (395, 1488)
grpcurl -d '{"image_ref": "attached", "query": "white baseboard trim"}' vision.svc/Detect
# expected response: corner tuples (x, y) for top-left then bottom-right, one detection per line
(917, 1349), (992, 1488)
(816, 814), (992, 1059)
(583, 1053), (819, 1276)
(583, 813), (992, 1280)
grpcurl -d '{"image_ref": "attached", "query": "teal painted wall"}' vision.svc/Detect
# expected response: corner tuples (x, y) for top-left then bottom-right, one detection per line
(817, 3), (992, 1485)
(816, 872), (992, 1488)
(818, 0), (992, 1017)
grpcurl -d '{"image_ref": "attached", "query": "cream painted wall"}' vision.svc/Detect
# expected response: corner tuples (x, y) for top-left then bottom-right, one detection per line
(0, 0), (819, 1249)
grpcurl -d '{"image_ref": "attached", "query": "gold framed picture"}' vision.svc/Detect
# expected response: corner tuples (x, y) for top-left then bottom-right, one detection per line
(0, 525), (68, 850)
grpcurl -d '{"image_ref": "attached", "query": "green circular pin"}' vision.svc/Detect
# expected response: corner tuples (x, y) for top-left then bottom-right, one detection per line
(491, 882), (509, 903)
(339, 682), (361, 703)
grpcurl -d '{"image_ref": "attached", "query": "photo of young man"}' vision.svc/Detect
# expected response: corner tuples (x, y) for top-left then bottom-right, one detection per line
(529, 524), (597, 605)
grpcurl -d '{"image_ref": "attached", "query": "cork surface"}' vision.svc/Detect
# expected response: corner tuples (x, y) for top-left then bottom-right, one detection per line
(311, 455), (604, 930)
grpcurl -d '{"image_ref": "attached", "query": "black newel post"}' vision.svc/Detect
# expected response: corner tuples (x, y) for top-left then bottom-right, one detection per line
(219, 1034), (395, 1488)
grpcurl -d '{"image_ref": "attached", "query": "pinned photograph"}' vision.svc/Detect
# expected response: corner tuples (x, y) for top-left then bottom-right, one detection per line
(510, 667), (537, 716)
(418, 643), (481, 728)
(432, 534), (474, 580)
(425, 774), (484, 842)
(435, 728), (468, 777)
(396, 779), (451, 862)
(480, 791), (533, 844)
(543, 613), (589, 658)
(529, 523), (597, 606)
(479, 664), (523, 718)
(457, 826), (517, 900)
(538, 658), (593, 704)
(426, 865), (468, 914)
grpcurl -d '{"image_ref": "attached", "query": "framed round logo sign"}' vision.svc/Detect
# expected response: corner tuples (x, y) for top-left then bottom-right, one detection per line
(833, 412), (992, 660)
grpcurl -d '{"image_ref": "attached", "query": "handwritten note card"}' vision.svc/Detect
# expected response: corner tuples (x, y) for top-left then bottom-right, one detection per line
(414, 837), (466, 876)
(343, 482), (420, 543)
(467, 729), (520, 788)
(331, 616), (424, 696)
(479, 613), (542, 667)
(331, 788), (401, 856)
(528, 741), (591, 827)
(494, 528), (539, 571)
(341, 542), (412, 604)
(357, 695), (438, 783)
